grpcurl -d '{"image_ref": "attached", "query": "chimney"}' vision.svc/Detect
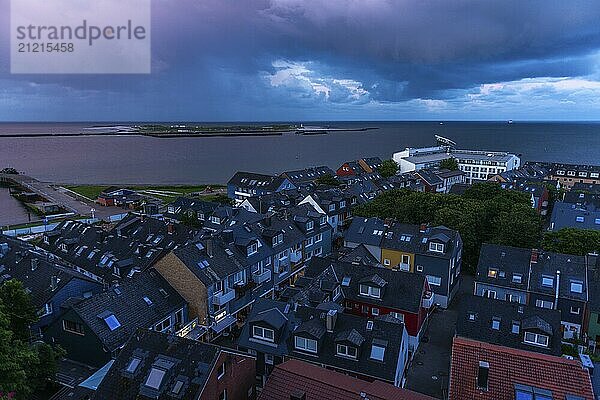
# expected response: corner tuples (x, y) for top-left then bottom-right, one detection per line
(326, 309), (337, 332)
(206, 239), (214, 258)
(530, 249), (539, 264)
(31, 258), (39, 271)
(290, 391), (306, 400)
(167, 223), (175, 235)
(419, 223), (427, 233)
(554, 270), (560, 309)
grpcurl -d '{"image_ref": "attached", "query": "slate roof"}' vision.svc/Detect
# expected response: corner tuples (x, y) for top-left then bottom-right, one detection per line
(381, 223), (459, 260)
(456, 295), (562, 356)
(259, 359), (435, 400)
(449, 336), (594, 400)
(280, 166), (336, 186)
(71, 269), (186, 352)
(588, 270), (600, 313)
(475, 244), (532, 290)
(306, 257), (426, 313)
(42, 216), (198, 281)
(345, 218), (385, 247)
(228, 171), (291, 192)
(0, 235), (94, 308)
(92, 329), (225, 400)
(551, 201), (600, 231)
(338, 245), (381, 268)
(528, 250), (588, 301)
(238, 298), (407, 384)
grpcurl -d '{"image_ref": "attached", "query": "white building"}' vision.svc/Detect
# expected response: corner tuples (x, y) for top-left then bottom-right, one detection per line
(393, 146), (520, 184)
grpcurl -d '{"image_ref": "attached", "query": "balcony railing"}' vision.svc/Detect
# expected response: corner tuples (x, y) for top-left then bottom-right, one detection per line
(252, 269), (272, 284)
(290, 251), (302, 263)
(399, 263), (410, 272)
(176, 317), (199, 338)
(212, 289), (235, 306)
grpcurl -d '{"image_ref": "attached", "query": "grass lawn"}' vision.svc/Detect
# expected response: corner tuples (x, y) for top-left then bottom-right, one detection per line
(65, 184), (225, 202)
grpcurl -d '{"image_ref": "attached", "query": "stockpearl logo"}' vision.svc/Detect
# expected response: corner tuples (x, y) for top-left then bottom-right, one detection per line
(11, 0), (151, 74)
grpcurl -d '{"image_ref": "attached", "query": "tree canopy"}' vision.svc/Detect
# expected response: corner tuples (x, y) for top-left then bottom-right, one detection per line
(0, 280), (64, 399)
(315, 174), (340, 186)
(353, 182), (543, 273)
(542, 228), (600, 256)
(439, 158), (459, 171)
(377, 159), (399, 178)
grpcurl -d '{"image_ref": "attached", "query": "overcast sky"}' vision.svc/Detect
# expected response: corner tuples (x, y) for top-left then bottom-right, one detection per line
(2, 0), (600, 121)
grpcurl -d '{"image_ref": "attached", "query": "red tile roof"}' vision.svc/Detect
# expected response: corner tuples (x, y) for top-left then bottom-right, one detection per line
(258, 359), (435, 400)
(449, 336), (594, 400)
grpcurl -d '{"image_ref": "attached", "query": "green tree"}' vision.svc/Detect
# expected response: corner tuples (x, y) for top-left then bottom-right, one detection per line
(377, 159), (399, 178)
(0, 280), (64, 399)
(0, 280), (37, 341)
(439, 158), (459, 171)
(542, 228), (600, 255)
(315, 174), (340, 186)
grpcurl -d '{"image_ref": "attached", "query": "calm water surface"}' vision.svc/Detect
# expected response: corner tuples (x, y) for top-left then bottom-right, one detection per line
(0, 121), (598, 185)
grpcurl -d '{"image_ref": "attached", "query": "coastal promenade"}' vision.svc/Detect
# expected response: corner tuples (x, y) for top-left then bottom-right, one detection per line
(0, 173), (121, 220)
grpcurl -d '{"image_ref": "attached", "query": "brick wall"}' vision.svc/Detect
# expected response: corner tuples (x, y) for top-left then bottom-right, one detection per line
(200, 350), (257, 400)
(154, 252), (209, 325)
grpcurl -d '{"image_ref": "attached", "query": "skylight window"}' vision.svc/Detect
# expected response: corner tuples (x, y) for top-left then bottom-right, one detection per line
(103, 314), (121, 331)
(370, 344), (385, 361)
(125, 357), (141, 373)
(491, 317), (500, 330)
(172, 380), (184, 395)
(143, 296), (153, 306)
(342, 276), (351, 287)
(541, 275), (554, 287)
(145, 367), (166, 390)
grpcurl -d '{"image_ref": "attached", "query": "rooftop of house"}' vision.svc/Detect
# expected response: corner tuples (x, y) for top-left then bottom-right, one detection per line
(280, 166), (336, 185)
(345, 217), (386, 247)
(0, 234), (94, 309)
(571, 183), (600, 194)
(304, 257), (427, 314)
(456, 295), (562, 356)
(70, 269), (186, 352)
(413, 169), (444, 186)
(258, 359), (435, 400)
(551, 201), (600, 230)
(402, 148), (517, 164)
(237, 298), (407, 384)
(500, 180), (547, 198)
(228, 171), (291, 191)
(338, 245), (382, 268)
(476, 243), (534, 289)
(549, 162), (600, 175)
(166, 197), (220, 216)
(91, 329), (228, 400)
(381, 222), (460, 260)
(449, 336), (594, 400)
(42, 215), (197, 281)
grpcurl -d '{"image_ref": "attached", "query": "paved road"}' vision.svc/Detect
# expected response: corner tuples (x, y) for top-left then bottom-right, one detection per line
(1, 173), (126, 221)
(405, 275), (474, 399)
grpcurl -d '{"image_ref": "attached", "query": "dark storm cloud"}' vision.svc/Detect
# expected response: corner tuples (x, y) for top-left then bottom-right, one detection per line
(2, 0), (600, 119)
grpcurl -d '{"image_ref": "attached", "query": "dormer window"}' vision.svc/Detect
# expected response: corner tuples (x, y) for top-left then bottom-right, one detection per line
(491, 317), (500, 330)
(359, 284), (381, 299)
(336, 344), (357, 359)
(512, 274), (522, 284)
(429, 242), (444, 253)
(511, 321), (520, 334)
(570, 280), (583, 294)
(252, 325), (274, 342)
(340, 201), (346, 208)
(247, 242), (258, 256)
(306, 221), (314, 230)
(320, 216), (327, 225)
(210, 216), (220, 224)
(295, 336), (317, 353)
(328, 204), (335, 212)
(524, 332), (549, 347)
(541, 275), (554, 287)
